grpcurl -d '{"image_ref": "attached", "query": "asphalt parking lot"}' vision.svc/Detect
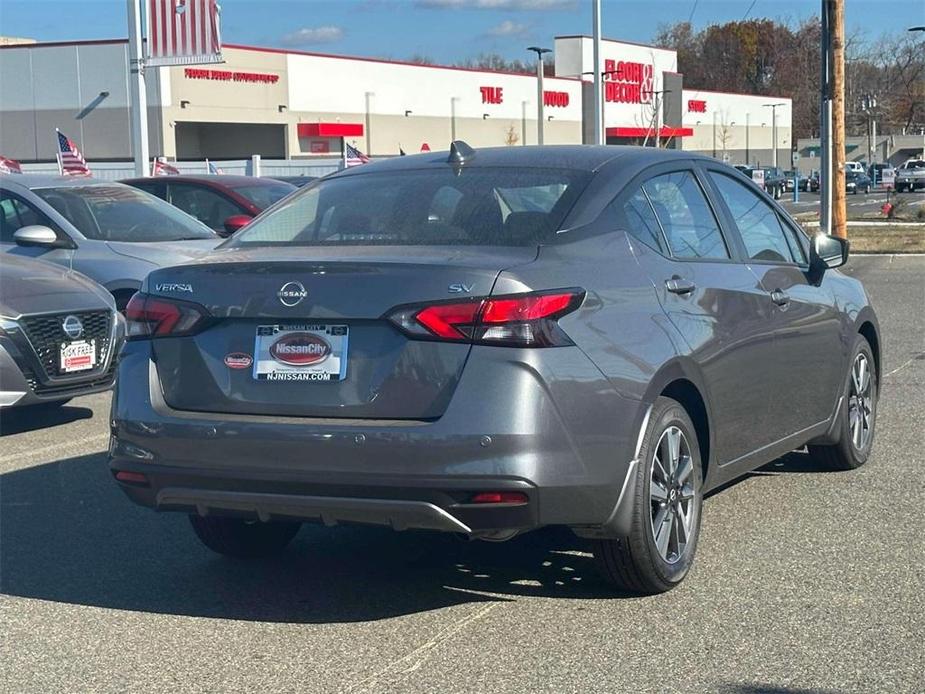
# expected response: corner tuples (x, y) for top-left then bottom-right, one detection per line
(1, 255), (922, 694)
(779, 189), (925, 218)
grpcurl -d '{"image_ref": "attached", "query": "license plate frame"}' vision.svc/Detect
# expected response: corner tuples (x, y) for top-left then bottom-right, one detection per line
(59, 339), (96, 374)
(252, 324), (348, 382)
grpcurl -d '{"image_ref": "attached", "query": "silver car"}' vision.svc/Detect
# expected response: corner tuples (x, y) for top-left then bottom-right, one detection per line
(1, 254), (124, 409)
(1, 176), (221, 309)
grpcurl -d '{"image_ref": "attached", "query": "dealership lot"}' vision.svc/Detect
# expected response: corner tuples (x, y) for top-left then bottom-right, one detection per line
(779, 189), (925, 218)
(1, 255), (922, 694)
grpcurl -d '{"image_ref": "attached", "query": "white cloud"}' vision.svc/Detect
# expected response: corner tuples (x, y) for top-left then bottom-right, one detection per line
(417, 0), (576, 10)
(280, 26), (344, 47)
(484, 20), (531, 37)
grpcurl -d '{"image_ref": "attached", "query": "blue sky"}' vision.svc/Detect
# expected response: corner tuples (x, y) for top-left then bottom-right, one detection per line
(0, 1), (921, 64)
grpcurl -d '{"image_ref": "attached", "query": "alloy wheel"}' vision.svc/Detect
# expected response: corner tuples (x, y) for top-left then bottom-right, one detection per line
(848, 353), (874, 451)
(649, 426), (698, 564)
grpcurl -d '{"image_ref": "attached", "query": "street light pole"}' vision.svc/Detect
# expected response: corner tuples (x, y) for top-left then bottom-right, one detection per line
(127, 0), (149, 177)
(745, 112), (750, 165)
(592, 0), (603, 145)
(527, 46), (551, 145)
(763, 102), (786, 169)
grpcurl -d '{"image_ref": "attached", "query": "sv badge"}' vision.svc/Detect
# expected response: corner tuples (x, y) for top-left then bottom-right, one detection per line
(448, 283), (473, 294)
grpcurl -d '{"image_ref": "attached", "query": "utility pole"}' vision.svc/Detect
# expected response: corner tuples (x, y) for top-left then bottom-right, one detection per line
(592, 0), (603, 145)
(127, 0), (149, 177)
(820, 1), (834, 235)
(527, 47), (551, 145)
(831, 0), (847, 239)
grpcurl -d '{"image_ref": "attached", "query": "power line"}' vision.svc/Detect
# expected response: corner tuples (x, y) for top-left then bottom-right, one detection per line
(743, 0), (758, 20)
(688, 0), (699, 24)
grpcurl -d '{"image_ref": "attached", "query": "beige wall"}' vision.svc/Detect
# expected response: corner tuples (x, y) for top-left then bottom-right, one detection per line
(159, 47), (291, 158)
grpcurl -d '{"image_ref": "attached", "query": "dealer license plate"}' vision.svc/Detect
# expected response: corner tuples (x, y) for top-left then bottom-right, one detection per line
(59, 339), (96, 373)
(253, 324), (348, 382)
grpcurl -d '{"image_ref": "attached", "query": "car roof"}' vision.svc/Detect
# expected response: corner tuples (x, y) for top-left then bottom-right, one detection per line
(0, 175), (127, 190)
(121, 174), (289, 188)
(329, 145), (708, 178)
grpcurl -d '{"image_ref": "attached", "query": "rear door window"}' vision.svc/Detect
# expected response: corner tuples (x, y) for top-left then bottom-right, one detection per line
(642, 171), (729, 259)
(619, 188), (668, 254)
(707, 171), (797, 263)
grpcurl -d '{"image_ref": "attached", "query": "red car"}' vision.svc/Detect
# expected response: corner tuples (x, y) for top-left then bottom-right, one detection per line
(122, 175), (296, 236)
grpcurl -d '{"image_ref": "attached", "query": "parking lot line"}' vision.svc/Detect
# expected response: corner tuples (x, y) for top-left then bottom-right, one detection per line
(0, 432), (108, 467)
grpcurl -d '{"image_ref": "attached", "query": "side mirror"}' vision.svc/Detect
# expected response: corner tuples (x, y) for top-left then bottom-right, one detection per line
(221, 214), (252, 237)
(812, 233), (849, 270)
(13, 225), (60, 248)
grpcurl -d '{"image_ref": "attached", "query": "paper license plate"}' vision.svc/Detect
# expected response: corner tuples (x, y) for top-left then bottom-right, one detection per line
(253, 324), (348, 382)
(60, 339), (96, 373)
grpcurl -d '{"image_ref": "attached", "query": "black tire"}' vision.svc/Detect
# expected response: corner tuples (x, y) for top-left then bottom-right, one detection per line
(189, 515), (300, 558)
(808, 335), (878, 471)
(592, 397), (704, 594)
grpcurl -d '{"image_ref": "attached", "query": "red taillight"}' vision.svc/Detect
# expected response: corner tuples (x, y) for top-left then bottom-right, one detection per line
(388, 289), (584, 348)
(125, 292), (210, 339)
(415, 301), (483, 339)
(114, 470), (149, 486)
(470, 491), (529, 505)
(481, 293), (575, 323)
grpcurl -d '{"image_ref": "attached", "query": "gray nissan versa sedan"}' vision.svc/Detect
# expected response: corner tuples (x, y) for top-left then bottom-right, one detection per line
(1, 255), (124, 409)
(110, 144), (880, 594)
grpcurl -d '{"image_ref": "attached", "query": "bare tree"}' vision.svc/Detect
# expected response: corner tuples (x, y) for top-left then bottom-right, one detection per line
(504, 124), (520, 146)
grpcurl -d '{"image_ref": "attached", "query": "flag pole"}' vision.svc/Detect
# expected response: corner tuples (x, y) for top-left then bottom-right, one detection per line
(127, 0), (150, 177)
(54, 129), (63, 176)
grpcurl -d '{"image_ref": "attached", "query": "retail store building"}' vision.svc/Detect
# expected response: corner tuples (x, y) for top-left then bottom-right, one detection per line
(0, 34), (791, 167)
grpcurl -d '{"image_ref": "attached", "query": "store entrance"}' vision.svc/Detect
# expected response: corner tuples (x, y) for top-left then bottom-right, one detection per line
(175, 122), (286, 160)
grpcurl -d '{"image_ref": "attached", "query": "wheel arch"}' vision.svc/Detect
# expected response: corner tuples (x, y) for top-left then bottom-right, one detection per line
(857, 317), (881, 379)
(643, 358), (715, 484)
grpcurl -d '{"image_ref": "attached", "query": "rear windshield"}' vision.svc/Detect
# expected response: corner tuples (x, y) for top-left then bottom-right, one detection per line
(34, 185), (217, 242)
(227, 167), (591, 247)
(228, 181), (296, 209)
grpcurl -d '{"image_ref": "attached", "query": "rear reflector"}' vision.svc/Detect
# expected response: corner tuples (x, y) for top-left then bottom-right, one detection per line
(470, 491), (529, 505)
(125, 292), (210, 339)
(387, 288), (584, 348)
(114, 470), (149, 485)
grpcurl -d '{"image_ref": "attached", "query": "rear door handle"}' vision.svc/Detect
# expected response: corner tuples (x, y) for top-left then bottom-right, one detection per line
(770, 289), (790, 307)
(665, 277), (696, 295)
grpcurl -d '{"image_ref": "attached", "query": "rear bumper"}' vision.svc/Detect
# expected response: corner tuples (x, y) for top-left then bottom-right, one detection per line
(110, 341), (646, 536)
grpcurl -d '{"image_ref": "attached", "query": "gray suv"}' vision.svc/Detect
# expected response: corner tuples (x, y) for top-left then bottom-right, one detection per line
(1, 255), (124, 409)
(110, 145), (880, 594)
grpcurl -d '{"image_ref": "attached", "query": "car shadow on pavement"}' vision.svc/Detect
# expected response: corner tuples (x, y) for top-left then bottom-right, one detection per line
(0, 404), (94, 436)
(0, 452), (627, 624)
(720, 685), (842, 694)
(705, 449), (846, 500)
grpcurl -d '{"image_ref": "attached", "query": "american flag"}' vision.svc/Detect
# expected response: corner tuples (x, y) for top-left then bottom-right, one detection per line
(206, 159), (224, 175)
(152, 157), (180, 176)
(0, 155), (22, 175)
(345, 142), (370, 167)
(56, 130), (91, 176)
(147, 0), (223, 67)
